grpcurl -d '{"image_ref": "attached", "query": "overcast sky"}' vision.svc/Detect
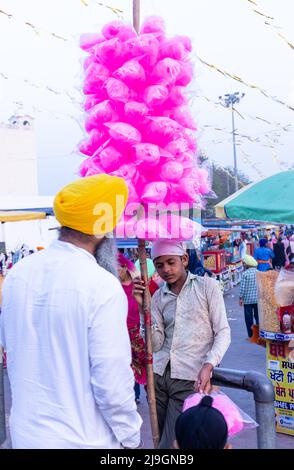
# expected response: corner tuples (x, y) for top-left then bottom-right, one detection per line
(0, 0), (293, 195)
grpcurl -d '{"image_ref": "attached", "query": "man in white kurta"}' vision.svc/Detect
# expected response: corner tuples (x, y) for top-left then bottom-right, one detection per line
(0, 174), (142, 448)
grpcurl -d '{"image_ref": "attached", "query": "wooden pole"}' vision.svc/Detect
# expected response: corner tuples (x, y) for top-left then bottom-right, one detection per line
(132, 0), (140, 34)
(133, 0), (160, 449)
(138, 240), (160, 449)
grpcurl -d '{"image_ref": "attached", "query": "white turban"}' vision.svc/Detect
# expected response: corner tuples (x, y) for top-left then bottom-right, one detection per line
(151, 240), (186, 261)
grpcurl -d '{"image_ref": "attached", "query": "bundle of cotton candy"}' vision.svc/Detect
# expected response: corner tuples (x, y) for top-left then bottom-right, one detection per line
(78, 17), (210, 238)
(183, 391), (258, 437)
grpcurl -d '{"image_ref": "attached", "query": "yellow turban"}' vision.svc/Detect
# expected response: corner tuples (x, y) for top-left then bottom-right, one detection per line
(53, 174), (128, 236)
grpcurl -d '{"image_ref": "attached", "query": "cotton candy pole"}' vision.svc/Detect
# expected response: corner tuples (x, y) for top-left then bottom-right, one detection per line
(133, 0), (160, 449)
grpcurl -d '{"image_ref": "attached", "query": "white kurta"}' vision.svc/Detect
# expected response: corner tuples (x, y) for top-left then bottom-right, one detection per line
(0, 240), (142, 448)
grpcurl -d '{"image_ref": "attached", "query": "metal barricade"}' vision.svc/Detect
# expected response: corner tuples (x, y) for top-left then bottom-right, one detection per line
(212, 367), (276, 449)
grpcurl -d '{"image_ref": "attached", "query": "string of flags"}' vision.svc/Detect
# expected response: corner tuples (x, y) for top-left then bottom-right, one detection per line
(245, 0), (294, 51)
(196, 54), (294, 112)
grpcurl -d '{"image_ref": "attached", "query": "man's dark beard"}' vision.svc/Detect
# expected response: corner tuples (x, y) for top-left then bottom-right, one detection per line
(95, 237), (118, 277)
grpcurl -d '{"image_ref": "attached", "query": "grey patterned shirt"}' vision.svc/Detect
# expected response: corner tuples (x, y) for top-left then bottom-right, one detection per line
(151, 272), (231, 381)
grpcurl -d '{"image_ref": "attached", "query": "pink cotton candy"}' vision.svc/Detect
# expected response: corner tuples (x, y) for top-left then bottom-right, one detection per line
(176, 177), (201, 202)
(160, 161), (183, 182)
(79, 156), (104, 177)
(113, 59), (146, 87)
(165, 138), (189, 156)
(183, 392), (244, 437)
(83, 63), (110, 95)
(80, 33), (105, 51)
(98, 145), (123, 172)
(112, 164), (139, 185)
(124, 34), (159, 68)
(79, 129), (106, 156)
(79, 17), (203, 213)
(140, 16), (165, 40)
(102, 21), (137, 41)
(93, 37), (123, 69)
(124, 101), (149, 121)
(177, 35), (192, 52)
(144, 85), (169, 108)
(176, 61), (193, 86)
(105, 77), (129, 103)
(193, 168), (210, 195)
(159, 38), (187, 60)
(148, 116), (182, 144)
(166, 86), (188, 107)
(83, 55), (97, 71)
(84, 94), (105, 112)
(134, 143), (160, 166)
(167, 106), (196, 129)
(135, 217), (169, 240)
(85, 100), (116, 132)
(153, 58), (181, 85)
(179, 152), (196, 169)
(166, 214), (200, 240)
(105, 122), (142, 144)
(141, 182), (168, 203)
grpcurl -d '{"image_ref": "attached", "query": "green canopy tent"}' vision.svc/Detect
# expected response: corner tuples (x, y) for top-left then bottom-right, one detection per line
(215, 170), (294, 224)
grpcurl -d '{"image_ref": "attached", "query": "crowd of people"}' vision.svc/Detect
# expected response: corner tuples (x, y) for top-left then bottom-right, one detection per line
(0, 174), (233, 449)
(238, 228), (294, 340)
(1, 174), (292, 449)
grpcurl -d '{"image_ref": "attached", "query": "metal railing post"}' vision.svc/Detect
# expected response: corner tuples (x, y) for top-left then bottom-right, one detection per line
(212, 367), (276, 449)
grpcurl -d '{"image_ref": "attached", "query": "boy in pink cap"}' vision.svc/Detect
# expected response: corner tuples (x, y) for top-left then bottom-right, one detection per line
(133, 239), (231, 449)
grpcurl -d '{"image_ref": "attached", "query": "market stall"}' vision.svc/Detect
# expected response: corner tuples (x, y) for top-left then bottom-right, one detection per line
(216, 170), (294, 437)
(257, 269), (294, 437)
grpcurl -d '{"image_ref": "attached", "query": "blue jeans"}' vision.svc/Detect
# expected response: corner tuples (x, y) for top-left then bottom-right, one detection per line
(134, 382), (140, 400)
(244, 303), (259, 337)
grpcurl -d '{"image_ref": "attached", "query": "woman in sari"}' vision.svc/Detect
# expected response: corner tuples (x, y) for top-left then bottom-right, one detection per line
(117, 253), (146, 403)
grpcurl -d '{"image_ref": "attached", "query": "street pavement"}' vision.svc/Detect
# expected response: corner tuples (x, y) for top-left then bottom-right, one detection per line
(1, 286), (293, 449)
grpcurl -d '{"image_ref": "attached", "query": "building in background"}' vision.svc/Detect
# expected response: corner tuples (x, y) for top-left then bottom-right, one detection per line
(0, 113), (38, 195)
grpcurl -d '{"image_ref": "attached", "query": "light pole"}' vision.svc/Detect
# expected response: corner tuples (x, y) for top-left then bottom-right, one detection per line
(219, 92), (245, 193)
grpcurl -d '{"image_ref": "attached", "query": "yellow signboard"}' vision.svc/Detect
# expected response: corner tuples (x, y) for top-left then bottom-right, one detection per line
(266, 341), (294, 436)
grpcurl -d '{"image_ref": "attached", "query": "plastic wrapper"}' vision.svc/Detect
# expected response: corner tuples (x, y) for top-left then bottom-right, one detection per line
(139, 15), (166, 40)
(78, 129), (106, 156)
(124, 34), (159, 68)
(79, 16), (211, 211)
(147, 116), (182, 145)
(124, 101), (149, 121)
(98, 145), (123, 172)
(183, 390), (258, 437)
(159, 38), (187, 60)
(80, 33), (105, 51)
(105, 77), (129, 103)
(166, 106), (196, 130)
(141, 181), (168, 203)
(160, 161), (183, 182)
(113, 59), (146, 87)
(153, 58), (181, 85)
(102, 21), (136, 41)
(104, 122), (141, 144)
(134, 143), (160, 166)
(275, 268), (294, 307)
(93, 37), (123, 69)
(144, 85), (169, 108)
(83, 63), (110, 95)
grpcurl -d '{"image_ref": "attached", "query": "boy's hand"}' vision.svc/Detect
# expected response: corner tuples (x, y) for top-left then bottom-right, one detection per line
(132, 278), (145, 308)
(195, 363), (213, 394)
(239, 298), (244, 307)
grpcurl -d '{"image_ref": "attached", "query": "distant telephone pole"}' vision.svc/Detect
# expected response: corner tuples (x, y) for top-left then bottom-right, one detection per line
(219, 92), (245, 193)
